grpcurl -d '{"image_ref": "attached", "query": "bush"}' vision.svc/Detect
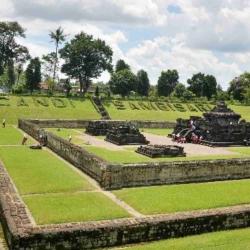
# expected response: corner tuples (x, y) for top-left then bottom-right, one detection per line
(51, 98), (67, 108)
(17, 97), (29, 107)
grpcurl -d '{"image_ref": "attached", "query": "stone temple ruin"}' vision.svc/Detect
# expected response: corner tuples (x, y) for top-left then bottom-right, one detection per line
(173, 101), (250, 146)
(105, 124), (149, 145)
(85, 121), (109, 136)
(136, 145), (186, 158)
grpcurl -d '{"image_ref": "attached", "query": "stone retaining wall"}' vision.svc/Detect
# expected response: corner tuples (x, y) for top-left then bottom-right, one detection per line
(106, 158), (250, 189)
(24, 119), (176, 129)
(2, 159), (250, 249)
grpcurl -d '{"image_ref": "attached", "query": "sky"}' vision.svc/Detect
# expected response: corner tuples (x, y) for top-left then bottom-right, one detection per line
(1, 0), (250, 89)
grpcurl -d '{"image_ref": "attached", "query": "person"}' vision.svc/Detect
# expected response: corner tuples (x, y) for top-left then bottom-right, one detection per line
(22, 134), (28, 145)
(2, 118), (5, 128)
(68, 135), (72, 143)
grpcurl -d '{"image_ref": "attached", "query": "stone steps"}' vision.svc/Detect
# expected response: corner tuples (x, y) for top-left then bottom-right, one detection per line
(0, 224), (8, 249)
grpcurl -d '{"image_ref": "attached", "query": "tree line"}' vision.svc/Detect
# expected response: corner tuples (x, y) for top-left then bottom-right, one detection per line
(0, 21), (249, 103)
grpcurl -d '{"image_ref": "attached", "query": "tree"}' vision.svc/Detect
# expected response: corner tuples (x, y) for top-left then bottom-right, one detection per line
(42, 52), (56, 79)
(115, 59), (130, 72)
(0, 21), (29, 76)
(95, 86), (99, 97)
(109, 69), (138, 97)
(49, 27), (66, 85)
(172, 83), (186, 98)
(64, 78), (72, 97)
(228, 72), (250, 101)
(137, 70), (150, 96)
(25, 58), (41, 93)
(60, 32), (113, 95)
(187, 73), (217, 99)
(7, 60), (15, 87)
(157, 69), (179, 96)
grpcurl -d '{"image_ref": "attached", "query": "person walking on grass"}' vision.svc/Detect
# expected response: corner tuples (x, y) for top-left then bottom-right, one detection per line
(2, 118), (5, 128)
(22, 134), (28, 145)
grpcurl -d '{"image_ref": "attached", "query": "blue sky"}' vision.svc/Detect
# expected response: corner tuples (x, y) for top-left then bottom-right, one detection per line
(1, 0), (250, 89)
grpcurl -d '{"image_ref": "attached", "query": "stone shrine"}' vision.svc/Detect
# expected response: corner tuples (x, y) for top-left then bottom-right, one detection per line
(136, 145), (186, 158)
(172, 101), (250, 146)
(105, 124), (149, 145)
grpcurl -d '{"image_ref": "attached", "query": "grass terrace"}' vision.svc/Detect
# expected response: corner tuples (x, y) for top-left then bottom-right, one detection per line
(0, 126), (35, 145)
(0, 96), (100, 124)
(113, 228), (250, 250)
(104, 100), (250, 122)
(0, 127), (129, 225)
(113, 179), (250, 215)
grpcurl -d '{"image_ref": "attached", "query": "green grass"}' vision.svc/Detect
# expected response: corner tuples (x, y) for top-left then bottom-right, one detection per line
(0, 126), (35, 145)
(0, 96), (100, 124)
(0, 147), (93, 194)
(113, 228), (250, 250)
(113, 179), (250, 215)
(0, 146), (129, 224)
(83, 145), (243, 164)
(140, 128), (173, 136)
(46, 128), (85, 145)
(24, 192), (129, 225)
(104, 100), (250, 122)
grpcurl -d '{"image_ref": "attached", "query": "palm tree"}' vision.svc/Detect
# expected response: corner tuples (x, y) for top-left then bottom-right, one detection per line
(49, 27), (66, 87)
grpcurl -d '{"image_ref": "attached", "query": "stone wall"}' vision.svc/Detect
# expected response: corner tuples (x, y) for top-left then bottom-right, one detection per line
(46, 131), (107, 184)
(2, 160), (250, 249)
(107, 158), (250, 189)
(24, 119), (176, 129)
(19, 119), (108, 186)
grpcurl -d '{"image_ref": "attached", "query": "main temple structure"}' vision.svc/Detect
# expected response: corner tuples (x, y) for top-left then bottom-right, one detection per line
(173, 101), (250, 146)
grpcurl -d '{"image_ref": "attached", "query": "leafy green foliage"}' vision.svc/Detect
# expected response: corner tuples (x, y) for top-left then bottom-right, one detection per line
(60, 32), (113, 94)
(157, 69), (179, 96)
(187, 73), (217, 99)
(115, 59), (130, 72)
(109, 69), (138, 97)
(137, 70), (150, 96)
(25, 57), (41, 93)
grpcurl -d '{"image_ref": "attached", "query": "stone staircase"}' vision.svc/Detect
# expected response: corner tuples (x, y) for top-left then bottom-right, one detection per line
(91, 96), (111, 120)
(0, 224), (8, 249)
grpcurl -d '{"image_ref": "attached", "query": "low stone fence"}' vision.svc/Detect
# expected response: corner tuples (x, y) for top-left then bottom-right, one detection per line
(24, 119), (176, 129)
(106, 159), (250, 189)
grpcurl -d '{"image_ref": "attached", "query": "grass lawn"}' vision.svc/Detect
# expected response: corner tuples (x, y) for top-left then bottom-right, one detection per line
(113, 179), (250, 215)
(46, 128), (85, 145)
(0, 96), (100, 124)
(0, 146), (93, 195)
(104, 100), (250, 122)
(24, 192), (128, 225)
(0, 146), (130, 224)
(113, 228), (250, 250)
(140, 128), (173, 136)
(83, 145), (243, 164)
(0, 126), (35, 145)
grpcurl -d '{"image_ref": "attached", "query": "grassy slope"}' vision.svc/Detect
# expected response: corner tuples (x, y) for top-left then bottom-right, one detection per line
(113, 179), (250, 214)
(113, 228), (250, 250)
(0, 126), (35, 145)
(104, 100), (250, 122)
(0, 96), (100, 124)
(0, 146), (93, 194)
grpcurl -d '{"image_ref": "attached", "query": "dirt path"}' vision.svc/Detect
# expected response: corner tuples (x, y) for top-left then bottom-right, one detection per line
(143, 133), (234, 156)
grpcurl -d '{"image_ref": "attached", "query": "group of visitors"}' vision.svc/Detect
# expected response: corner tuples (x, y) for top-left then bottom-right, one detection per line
(172, 119), (203, 144)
